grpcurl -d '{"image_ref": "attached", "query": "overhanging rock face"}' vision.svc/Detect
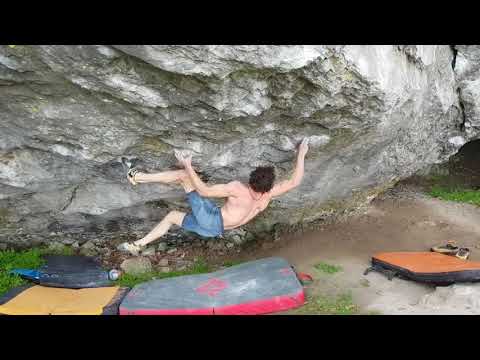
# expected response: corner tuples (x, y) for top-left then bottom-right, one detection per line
(0, 45), (475, 247)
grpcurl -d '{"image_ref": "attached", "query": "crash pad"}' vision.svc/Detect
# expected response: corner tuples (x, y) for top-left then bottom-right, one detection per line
(119, 257), (305, 315)
(11, 255), (114, 289)
(366, 252), (480, 285)
(0, 285), (125, 315)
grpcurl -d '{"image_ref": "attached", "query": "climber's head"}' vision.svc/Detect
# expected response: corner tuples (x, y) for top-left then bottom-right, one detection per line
(249, 166), (275, 194)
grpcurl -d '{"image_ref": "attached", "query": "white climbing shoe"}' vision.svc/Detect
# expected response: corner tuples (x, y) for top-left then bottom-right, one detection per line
(117, 242), (142, 256)
(456, 248), (470, 260)
(121, 157), (140, 185)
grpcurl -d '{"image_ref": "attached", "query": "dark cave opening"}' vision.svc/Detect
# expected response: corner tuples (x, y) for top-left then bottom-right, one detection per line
(446, 139), (480, 189)
(404, 139), (480, 191)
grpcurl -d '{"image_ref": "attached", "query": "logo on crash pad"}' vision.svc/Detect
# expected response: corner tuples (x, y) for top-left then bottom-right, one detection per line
(196, 278), (228, 297)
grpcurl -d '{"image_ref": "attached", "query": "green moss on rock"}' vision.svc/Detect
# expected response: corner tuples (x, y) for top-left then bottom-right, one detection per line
(0, 208), (12, 229)
(137, 135), (173, 154)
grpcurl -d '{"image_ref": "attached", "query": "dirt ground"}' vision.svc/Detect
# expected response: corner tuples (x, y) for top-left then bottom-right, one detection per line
(237, 183), (480, 314)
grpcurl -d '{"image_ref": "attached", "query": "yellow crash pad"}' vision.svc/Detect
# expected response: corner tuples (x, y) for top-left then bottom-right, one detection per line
(0, 285), (120, 315)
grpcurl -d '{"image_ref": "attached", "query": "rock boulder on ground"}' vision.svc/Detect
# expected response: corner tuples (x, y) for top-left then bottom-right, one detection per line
(120, 256), (153, 275)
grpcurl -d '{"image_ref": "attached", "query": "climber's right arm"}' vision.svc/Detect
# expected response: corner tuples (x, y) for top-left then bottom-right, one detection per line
(269, 138), (308, 198)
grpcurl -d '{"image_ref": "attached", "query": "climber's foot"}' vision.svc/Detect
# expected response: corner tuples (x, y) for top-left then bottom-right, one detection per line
(117, 242), (142, 256)
(127, 168), (139, 185)
(121, 157), (141, 185)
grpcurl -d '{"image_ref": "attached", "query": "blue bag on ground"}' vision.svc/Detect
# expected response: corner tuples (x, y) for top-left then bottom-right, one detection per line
(11, 255), (115, 289)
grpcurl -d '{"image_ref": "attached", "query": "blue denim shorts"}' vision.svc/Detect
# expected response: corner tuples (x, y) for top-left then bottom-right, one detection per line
(181, 191), (224, 238)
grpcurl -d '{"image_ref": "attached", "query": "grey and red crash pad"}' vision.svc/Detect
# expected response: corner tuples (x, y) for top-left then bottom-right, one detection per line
(120, 257), (306, 315)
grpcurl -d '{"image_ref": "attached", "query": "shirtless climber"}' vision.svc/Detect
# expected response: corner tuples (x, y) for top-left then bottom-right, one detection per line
(117, 138), (309, 255)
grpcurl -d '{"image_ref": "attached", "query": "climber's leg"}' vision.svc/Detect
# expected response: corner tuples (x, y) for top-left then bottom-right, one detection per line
(128, 169), (195, 192)
(117, 210), (186, 255)
(129, 169), (187, 184)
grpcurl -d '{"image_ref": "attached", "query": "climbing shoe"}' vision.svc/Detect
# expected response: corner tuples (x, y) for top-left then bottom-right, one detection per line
(121, 157), (141, 185)
(127, 168), (140, 185)
(456, 248), (470, 260)
(117, 242), (142, 256)
(431, 241), (459, 255)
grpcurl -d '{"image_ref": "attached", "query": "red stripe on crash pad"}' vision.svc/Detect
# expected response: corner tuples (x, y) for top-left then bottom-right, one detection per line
(119, 290), (305, 315)
(214, 290), (305, 315)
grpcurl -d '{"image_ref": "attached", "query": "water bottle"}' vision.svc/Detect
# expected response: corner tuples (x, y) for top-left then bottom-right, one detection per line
(108, 269), (121, 281)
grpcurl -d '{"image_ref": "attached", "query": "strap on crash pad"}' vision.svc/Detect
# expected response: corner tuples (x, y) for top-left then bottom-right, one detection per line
(297, 272), (313, 284)
(290, 266), (313, 285)
(364, 265), (398, 281)
(290, 265), (313, 285)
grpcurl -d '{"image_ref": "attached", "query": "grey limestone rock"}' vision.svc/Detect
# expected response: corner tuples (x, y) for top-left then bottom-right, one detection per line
(0, 45), (477, 246)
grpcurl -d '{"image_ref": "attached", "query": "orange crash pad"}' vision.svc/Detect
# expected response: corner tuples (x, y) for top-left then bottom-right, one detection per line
(365, 252), (480, 285)
(0, 285), (125, 315)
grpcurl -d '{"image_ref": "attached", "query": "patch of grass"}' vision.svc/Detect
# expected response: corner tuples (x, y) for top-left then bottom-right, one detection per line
(222, 259), (243, 267)
(114, 272), (162, 288)
(314, 262), (342, 274)
(115, 258), (213, 288)
(0, 249), (45, 296)
(429, 185), (480, 206)
(292, 293), (358, 315)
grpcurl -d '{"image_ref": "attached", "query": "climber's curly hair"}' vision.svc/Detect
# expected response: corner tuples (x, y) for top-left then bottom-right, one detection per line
(249, 166), (275, 193)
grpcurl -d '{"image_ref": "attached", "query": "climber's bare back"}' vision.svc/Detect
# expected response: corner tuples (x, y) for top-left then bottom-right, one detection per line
(220, 181), (272, 230)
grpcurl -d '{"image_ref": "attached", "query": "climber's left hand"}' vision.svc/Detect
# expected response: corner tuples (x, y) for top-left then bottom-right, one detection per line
(174, 150), (192, 168)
